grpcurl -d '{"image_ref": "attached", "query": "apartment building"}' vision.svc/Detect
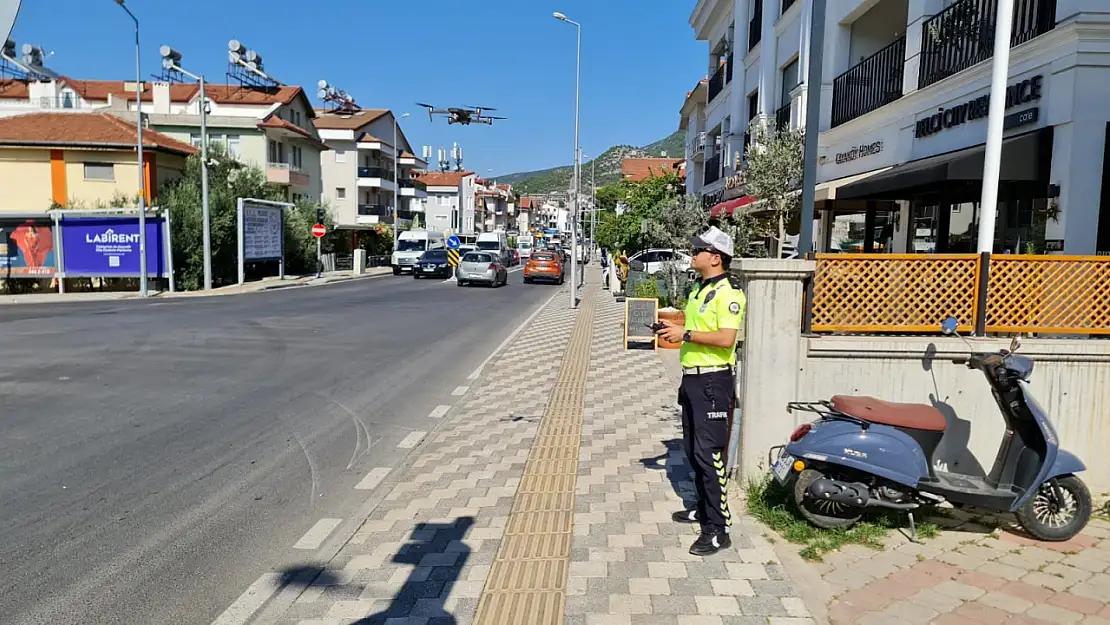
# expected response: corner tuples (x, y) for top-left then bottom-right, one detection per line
(314, 108), (427, 239)
(415, 171), (477, 234)
(475, 182), (519, 232)
(0, 111), (195, 211)
(0, 77), (328, 204)
(687, 0), (1110, 254)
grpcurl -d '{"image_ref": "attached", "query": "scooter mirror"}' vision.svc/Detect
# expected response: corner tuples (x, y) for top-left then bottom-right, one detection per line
(940, 317), (959, 335)
(1010, 335), (1022, 353)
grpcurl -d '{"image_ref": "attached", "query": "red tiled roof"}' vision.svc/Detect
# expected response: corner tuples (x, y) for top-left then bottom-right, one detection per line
(0, 78), (314, 112)
(417, 171), (474, 187)
(257, 115), (329, 150)
(0, 112), (198, 155)
(312, 108), (390, 130)
(621, 157), (685, 182)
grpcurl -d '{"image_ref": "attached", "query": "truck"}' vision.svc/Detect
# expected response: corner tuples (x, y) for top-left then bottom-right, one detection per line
(392, 229), (446, 275)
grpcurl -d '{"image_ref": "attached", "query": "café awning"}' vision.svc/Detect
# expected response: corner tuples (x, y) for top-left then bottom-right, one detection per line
(709, 195), (756, 217)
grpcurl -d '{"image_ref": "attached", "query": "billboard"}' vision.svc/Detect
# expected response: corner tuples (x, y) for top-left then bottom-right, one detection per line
(60, 216), (168, 277)
(0, 218), (56, 278)
(241, 203), (283, 261)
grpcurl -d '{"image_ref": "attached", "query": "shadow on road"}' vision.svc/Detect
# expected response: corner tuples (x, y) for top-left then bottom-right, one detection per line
(351, 517), (474, 625)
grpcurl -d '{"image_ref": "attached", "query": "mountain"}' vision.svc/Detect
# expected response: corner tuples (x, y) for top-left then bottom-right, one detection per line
(499, 130), (684, 195)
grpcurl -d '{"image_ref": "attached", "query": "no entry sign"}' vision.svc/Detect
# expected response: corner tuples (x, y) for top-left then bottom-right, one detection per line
(312, 223), (327, 238)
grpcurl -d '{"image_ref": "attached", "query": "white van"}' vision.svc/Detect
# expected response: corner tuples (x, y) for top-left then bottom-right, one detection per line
(476, 231), (510, 265)
(517, 237), (534, 259)
(392, 229), (446, 274)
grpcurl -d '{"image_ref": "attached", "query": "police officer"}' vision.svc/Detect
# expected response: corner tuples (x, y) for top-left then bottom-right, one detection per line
(655, 226), (745, 556)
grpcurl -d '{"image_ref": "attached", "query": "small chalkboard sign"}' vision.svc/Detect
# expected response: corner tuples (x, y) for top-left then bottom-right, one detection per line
(624, 297), (658, 350)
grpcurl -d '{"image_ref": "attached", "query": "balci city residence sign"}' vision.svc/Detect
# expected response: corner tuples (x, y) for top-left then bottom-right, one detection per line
(914, 74), (1043, 139)
(835, 140), (883, 164)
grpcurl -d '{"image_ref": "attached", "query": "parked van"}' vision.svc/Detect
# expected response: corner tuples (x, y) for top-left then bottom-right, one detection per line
(517, 237), (534, 259)
(392, 229), (446, 274)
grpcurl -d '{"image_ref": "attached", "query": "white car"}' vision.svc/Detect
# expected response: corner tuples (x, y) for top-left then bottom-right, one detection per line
(627, 248), (692, 275)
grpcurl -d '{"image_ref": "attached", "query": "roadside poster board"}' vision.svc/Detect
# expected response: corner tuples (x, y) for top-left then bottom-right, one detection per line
(237, 198), (292, 285)
(624, 297), (658, 350)
(242, 203), (284, 261)
(0, 217), (56, 278)
(59, 216), (168, 277)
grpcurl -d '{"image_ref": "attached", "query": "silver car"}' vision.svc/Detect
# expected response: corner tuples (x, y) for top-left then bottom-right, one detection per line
(456, 251), (508, 287)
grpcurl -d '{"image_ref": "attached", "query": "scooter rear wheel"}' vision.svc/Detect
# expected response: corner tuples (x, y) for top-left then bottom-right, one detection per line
(794, 468), (864, 530)
(1016, 475), (1091, 542)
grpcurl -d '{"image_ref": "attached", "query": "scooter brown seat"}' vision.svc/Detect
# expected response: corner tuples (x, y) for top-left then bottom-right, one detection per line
(830, 395), (947, 432)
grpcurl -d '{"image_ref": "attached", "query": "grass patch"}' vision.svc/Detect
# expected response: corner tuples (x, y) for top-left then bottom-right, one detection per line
(745, 473), (939, 561)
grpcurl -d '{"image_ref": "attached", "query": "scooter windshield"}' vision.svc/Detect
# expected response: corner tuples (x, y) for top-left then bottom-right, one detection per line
(1004, 354), (1035, 381)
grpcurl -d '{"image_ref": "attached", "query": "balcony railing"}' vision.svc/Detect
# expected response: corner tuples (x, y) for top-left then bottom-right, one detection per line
(358, 205), (416, 222)
(708, 61), (727, 103)
(704, 154), (722, 186)
(775, 102), (792, 130)
(358, 166), (391, 179)
(919, 0), (1056, 90)
(399, 178), (427, 190)
(832, 36), (907, 127)
(749, 3), (762, 50)
(725, 54), (733, 85)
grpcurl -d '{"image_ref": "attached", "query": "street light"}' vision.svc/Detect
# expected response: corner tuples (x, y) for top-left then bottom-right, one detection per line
(161, 45), (212, 290)
(393, 111), (410, 249)
(554, 10), (581, 309)
(112, 0), (147, 296)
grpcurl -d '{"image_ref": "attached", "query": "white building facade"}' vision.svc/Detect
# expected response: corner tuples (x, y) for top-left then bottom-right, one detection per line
(315, 108), (427, 237)
(688, 0), (1110, 255)
(415, 171), (477, 234)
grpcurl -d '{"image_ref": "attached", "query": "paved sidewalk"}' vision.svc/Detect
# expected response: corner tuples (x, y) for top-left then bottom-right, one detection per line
(797, 507), (1110, 625)
(269, 272), (811, 624)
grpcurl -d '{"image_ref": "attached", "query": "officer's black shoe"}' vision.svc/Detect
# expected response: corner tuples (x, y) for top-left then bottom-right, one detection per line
(672, 509), (698, 524)
(689, 529), (731, 556)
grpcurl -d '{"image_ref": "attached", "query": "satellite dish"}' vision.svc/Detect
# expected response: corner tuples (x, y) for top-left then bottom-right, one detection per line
(317, 89), (327, 100)
(0, 1), (20, 51)
(317, 79), (328, 90)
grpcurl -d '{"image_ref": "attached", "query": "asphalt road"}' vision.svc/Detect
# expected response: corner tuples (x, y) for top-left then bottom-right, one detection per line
(0, 268), (555, 625)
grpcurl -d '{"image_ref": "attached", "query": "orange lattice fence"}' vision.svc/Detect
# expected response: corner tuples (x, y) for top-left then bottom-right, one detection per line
(810, 254), (981, 333)
(986, 256), (1110, 335)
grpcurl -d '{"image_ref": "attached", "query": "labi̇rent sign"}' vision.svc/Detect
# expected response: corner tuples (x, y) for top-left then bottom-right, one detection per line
(914, 75), (1043, 138)
(60, 217), (168, 277)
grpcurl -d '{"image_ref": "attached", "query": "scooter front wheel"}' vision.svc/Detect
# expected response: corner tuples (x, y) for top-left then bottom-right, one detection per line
(793, 468), (864, 530)
(1016, 475), (1092, 542)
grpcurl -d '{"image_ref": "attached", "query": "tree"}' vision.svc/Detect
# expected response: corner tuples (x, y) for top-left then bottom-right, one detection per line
(592, 172), (684, 254)
(744, 118), (805, 257)
(158, 145), (334, 290)
(646, 194), (707, 307)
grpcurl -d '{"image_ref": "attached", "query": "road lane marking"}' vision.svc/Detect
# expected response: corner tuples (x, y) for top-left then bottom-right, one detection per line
(397, 431), (427, 449)
(293, 518), (343, 550)
(451, 386), (469, 396)
(468, 366), (482, 379)
(429, 404), (451, 419)
(209, 572), (284, 625)
(355, 467), (392, 491)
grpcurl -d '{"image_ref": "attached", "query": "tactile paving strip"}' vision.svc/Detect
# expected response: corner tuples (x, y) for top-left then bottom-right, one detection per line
(473, 287), (596, 625)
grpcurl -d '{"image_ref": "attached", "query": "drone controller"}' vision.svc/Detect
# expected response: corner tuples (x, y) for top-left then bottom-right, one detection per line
(646, 322), (666, 333)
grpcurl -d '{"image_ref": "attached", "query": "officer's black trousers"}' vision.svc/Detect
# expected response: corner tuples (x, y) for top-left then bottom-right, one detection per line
(678, 370), (734, 532)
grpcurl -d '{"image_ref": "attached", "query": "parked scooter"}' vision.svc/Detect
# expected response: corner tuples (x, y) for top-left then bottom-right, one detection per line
(769, 318), (1092, 541)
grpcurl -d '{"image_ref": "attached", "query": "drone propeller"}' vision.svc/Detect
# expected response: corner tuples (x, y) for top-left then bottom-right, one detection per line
(415, 102), (436, 109)
(483, 115), (507, 120)
(468, 105), (497, 111)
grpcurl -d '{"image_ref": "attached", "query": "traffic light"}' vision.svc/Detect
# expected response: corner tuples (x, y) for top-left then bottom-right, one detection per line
(316, 207), (325, 225)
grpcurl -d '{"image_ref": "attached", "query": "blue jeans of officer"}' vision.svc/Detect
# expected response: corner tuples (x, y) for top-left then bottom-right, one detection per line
(678, 369), (734, 532)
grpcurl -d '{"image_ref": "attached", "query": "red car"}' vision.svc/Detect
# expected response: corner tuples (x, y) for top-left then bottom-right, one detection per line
(510, 249), (520, 266)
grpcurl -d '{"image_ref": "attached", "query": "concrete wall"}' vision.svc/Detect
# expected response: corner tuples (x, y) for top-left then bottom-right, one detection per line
(0, 149), (53, 211)
(735, 259), (1110, 493)
(320, 139), (358, 224)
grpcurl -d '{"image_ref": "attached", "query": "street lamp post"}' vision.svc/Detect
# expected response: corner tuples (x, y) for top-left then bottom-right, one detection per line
(113, 0), (147, 296)
(554, 10), (581, 309)
(161, 46), (211, 290)
(392, 112), (410, 249)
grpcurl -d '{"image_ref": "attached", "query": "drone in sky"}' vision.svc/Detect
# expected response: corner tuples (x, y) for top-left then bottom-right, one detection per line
(416, 103), (506, 125)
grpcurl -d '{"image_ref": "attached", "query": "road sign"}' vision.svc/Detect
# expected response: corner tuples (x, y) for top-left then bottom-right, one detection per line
(447, 248), (461, 267)
(312, 223), (327, 238)
(447, 235), (461, 250)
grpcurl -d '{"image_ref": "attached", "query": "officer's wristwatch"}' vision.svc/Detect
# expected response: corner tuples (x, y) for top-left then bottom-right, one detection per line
(682, 330), (692, 343)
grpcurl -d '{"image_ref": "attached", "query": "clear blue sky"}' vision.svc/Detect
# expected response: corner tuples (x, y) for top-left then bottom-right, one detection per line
(10, 0), (706, 177)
